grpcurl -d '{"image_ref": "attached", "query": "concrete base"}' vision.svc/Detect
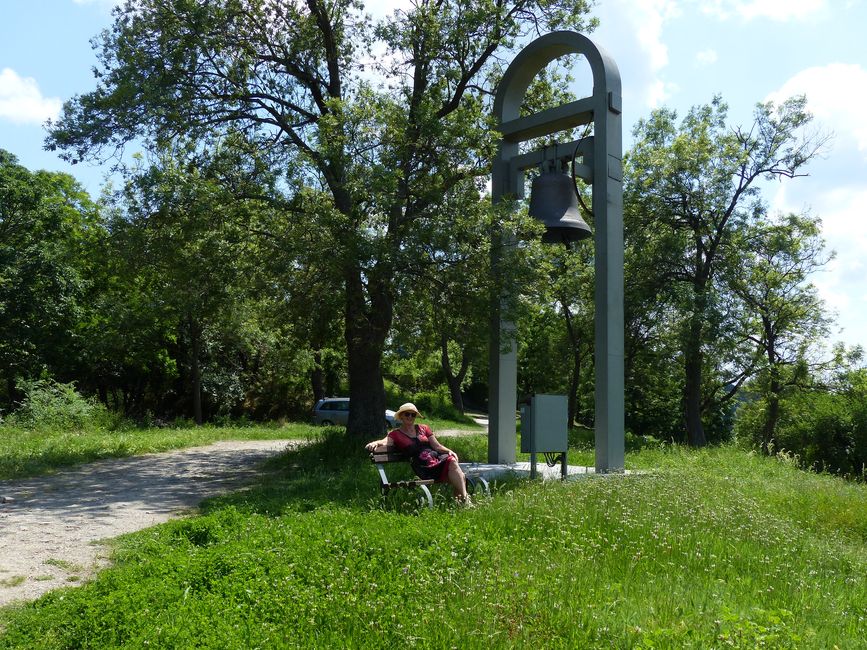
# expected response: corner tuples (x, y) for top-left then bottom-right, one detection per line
(461, 461), (632, 482)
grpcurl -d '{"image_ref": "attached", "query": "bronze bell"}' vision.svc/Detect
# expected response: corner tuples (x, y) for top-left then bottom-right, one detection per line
(527, 171), (592, 244)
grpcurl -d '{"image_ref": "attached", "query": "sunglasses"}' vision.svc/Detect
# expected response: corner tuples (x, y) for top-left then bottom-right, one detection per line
(403, 412), (417, 418)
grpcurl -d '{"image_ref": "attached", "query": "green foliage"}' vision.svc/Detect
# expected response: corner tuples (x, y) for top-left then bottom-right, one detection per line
(411, 388), (473, 423)
(0, 0), (849, 454)
(568, 424), (666, 453)
(625, 96), (829, 446)
(1, 444), (865, 647)
(45, 0), (600, 436)
(0, 150), (104, 406)
(736, 372), (867, 479)
(5, 378), (114, 432)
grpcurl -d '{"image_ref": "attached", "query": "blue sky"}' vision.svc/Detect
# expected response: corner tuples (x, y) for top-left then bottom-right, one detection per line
(2, 0), (866, 352)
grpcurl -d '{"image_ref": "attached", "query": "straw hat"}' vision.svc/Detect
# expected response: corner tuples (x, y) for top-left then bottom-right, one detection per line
(395, 402), (422, 418)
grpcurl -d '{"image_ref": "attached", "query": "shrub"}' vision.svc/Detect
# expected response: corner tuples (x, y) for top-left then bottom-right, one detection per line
(736, 386), (867, 480)
(410, 388), (469, 422)
(6, 378), (117, 431)
(568, 424), (664, 452)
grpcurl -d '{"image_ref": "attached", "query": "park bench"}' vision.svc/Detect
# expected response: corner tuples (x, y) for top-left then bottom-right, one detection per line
(369, 445), (490, 509)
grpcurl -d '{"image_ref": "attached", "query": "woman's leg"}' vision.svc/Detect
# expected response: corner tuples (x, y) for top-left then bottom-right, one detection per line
(446, 459), (469, 502)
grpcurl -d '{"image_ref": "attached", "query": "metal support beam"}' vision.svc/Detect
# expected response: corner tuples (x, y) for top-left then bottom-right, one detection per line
(489, 31), (625, 472)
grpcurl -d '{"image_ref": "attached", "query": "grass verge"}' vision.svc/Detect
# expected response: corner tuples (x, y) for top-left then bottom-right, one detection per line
(1, 433), (865, 648)
(0, 423), (315, 481)
(0, 418), (479, 482)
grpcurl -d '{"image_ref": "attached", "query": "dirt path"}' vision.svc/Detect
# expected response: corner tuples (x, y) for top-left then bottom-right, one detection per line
(0, 439), (296, 607)
(0, 420), (489, 608)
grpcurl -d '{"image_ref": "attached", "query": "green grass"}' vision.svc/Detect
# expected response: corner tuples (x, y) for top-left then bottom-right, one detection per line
(42, 559), (83, 574)
(0, 422), (311, 481)
(422, 414), (485, 432)
(1, 431), (865, 648)
(0, 418), (480, 481)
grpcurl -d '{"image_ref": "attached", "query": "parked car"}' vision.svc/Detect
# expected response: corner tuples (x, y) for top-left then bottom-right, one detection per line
(312, 397), (398, 430)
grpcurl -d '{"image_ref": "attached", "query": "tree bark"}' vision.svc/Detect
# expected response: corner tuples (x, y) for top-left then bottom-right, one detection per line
(684, 314), (707, 447)
(567, 351), (581, 430)
(762, 335), (781, 454)
(344, 268), (391, 437)
(440, 334), (468, 413)
(763, 387), (780, 454)
(311, 349), (325, 404)
(189, 316), (203, 426)
(5, 376), (17, 409)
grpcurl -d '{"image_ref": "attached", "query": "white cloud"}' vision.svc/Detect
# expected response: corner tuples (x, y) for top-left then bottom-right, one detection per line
(365, 0), (409, 18)
(632, 0), (680, 72)
(695, 49), (718, 67)
(645, 78), (680, 108)
(594, 0), (681, 109)
(770, 181), (867, 350)
(0, 68), (62, 125)
(811, 191), (867, 348)
(767, 63), (867, 155)
(697, 0), (827, 21)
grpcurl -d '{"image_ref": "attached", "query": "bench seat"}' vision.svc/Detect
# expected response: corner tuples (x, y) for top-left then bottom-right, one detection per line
(369, 445), (489, 509)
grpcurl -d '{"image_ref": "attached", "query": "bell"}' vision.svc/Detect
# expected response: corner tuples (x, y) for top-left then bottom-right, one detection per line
(527, 171), (592, 244)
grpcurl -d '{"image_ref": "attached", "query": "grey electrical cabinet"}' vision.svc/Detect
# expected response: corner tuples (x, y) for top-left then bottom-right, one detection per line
(520, 394), (568, 453)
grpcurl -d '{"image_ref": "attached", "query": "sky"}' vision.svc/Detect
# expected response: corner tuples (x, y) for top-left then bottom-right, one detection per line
(2, 0), (866, 352)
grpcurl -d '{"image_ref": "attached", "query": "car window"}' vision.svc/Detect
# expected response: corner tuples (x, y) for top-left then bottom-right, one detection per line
(319, 400), (350, 411)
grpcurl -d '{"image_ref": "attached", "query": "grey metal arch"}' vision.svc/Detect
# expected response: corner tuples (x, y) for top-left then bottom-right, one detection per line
(494, 31), (621, 122)
(489, 31), (624, 472)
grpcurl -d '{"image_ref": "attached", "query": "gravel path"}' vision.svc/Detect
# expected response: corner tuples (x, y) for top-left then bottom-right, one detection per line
(0, 439), (296, 607)
(0, 421), (489, 608)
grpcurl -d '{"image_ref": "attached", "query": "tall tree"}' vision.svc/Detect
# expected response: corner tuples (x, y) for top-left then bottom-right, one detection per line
(518, 241), (594, 428)
(728, 211), (833, 451)
(626, 96), (828, 446)
(389, 183), (492, 413)
(46, 0), (595, 436)
(119, 143), (271, 423)
(0, 150), (103, 405)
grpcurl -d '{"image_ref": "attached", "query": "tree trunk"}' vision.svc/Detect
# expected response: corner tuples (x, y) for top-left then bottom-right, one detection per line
(344, 268), (391, 437)
(762, 342), (781, 454)
(189, 316), (203, 426)
(5, 376), (17, 408)
(440, 334), (468, 414)
(684, 320), (707, 447)
(567, 350), (581, 429)
(311, 349), (325, 404)
(763, 388), (780, 454)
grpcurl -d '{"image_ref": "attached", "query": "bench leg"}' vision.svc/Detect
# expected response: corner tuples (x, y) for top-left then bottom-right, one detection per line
(381, 485), (434, 510)
(466, 475), (490, 497)
(418, 484), (434, 509)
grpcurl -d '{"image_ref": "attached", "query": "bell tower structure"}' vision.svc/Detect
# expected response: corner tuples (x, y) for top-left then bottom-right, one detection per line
(488, 31), (625, 473)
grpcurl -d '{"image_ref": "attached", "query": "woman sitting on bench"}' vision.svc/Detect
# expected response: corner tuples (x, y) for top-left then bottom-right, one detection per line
(365, 402), (470, 504)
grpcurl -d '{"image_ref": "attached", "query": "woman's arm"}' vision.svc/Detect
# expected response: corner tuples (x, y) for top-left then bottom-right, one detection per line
(365, 435), (392, 452)
(427, 434), (459, 462)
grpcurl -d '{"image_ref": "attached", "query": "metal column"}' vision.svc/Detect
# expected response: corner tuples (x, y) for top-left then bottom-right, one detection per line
(489, 31), (624, 472)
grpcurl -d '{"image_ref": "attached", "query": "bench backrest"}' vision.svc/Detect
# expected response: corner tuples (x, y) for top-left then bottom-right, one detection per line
(369, 445), (410, 464)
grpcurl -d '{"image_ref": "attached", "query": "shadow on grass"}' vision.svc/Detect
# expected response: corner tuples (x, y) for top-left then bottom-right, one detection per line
(199, 428), (491, 516)
(0, 447), (128, 482)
